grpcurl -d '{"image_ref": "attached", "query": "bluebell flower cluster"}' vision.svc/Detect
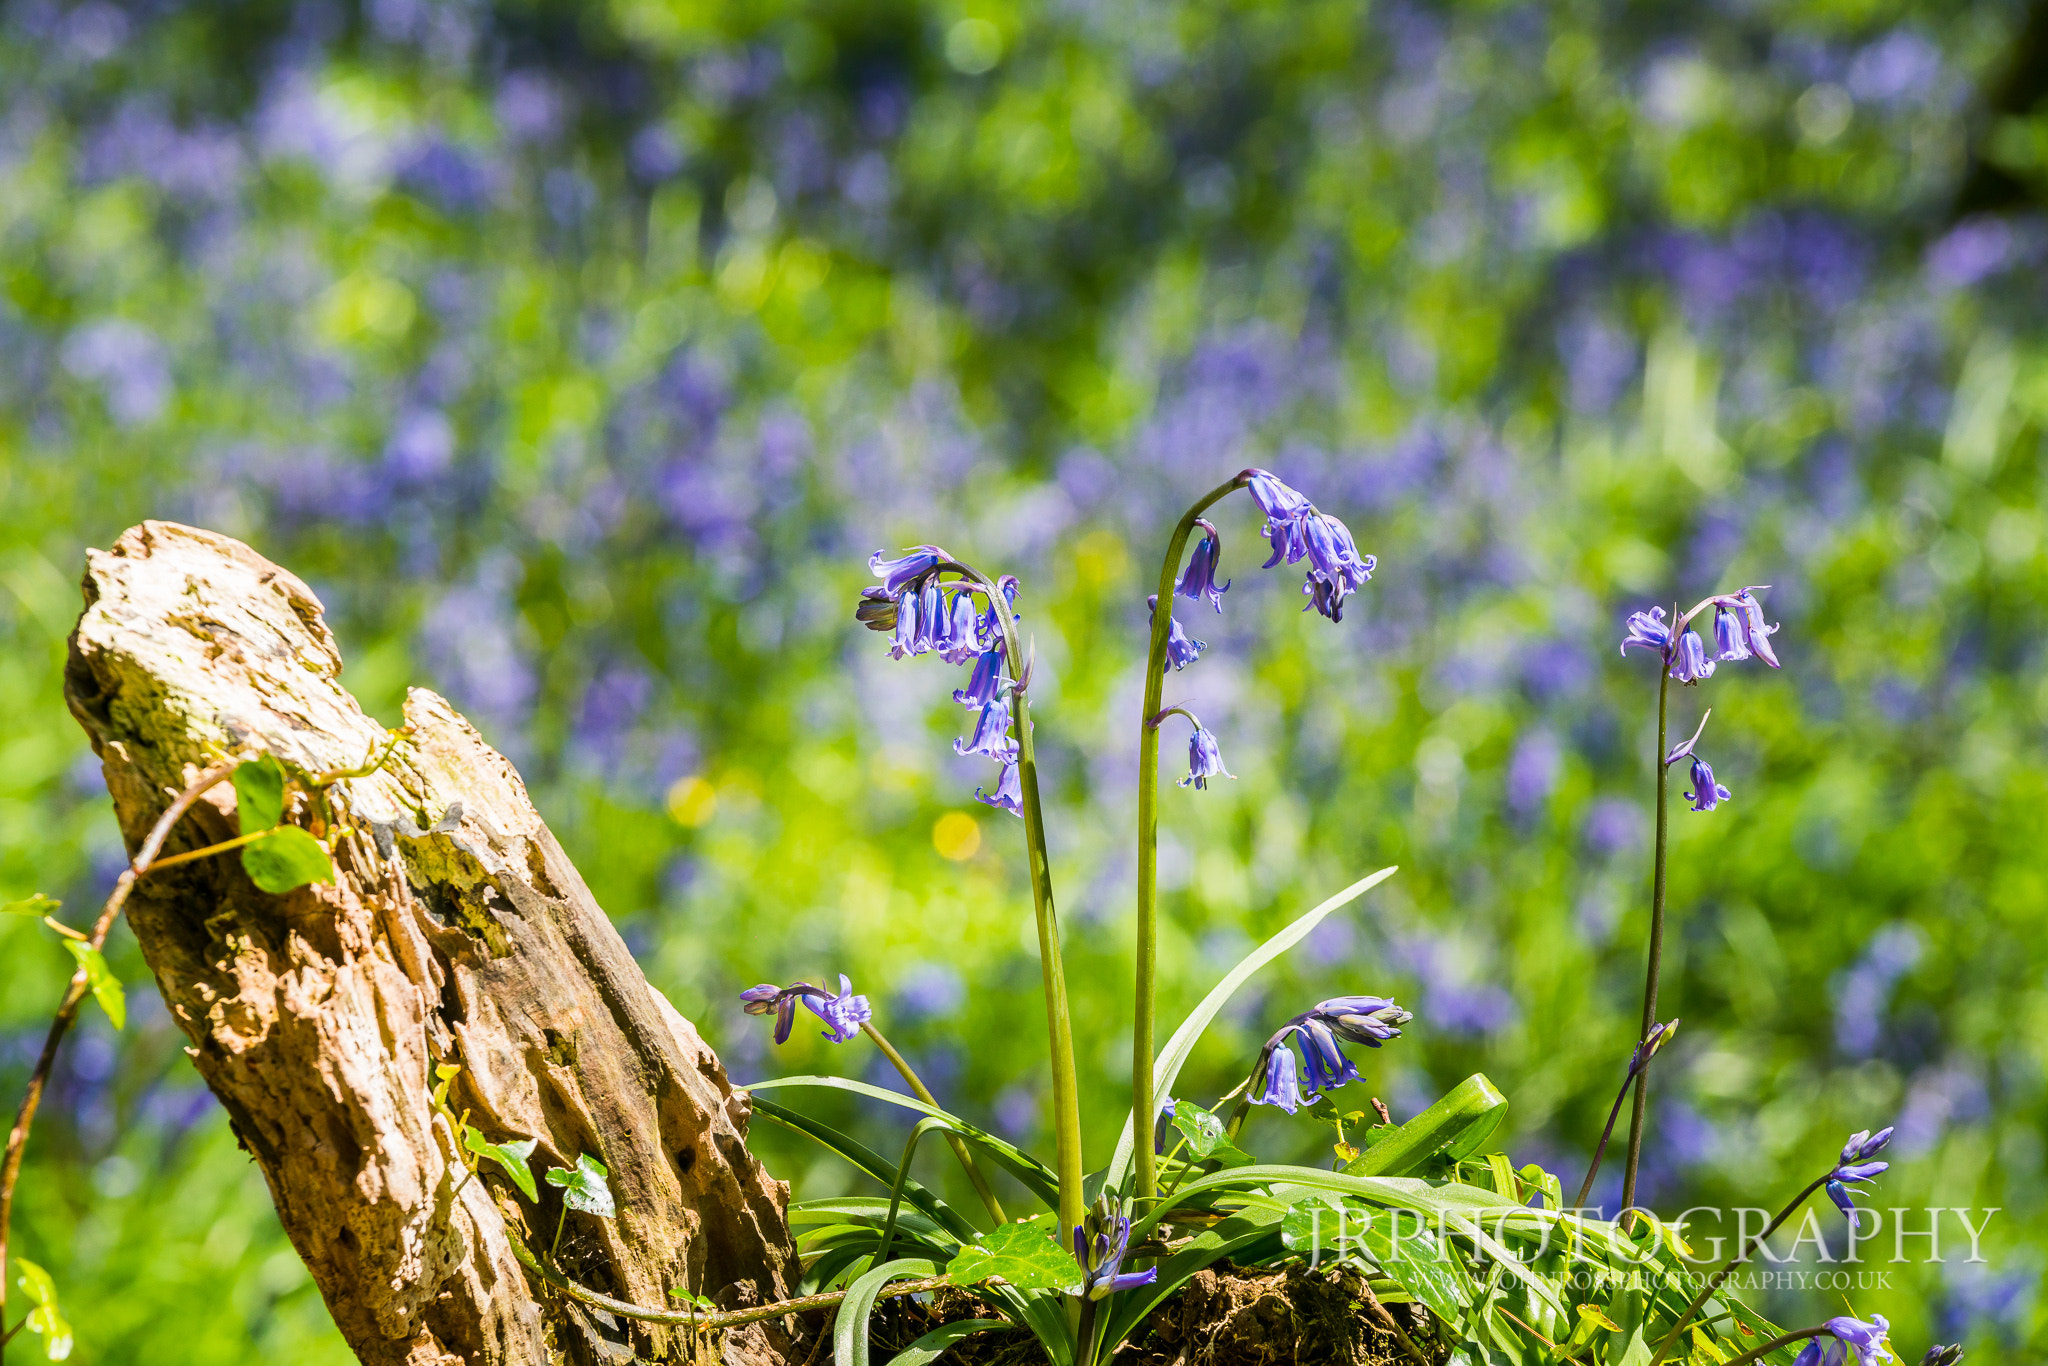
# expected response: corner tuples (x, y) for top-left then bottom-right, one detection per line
(1248, 996), (1411, 1114)
(1244, 468), (1376, 622)
(1827, 1126), (1892, 1216)
(1624, 588), (1787, 814)
(1792, 1315), (1893, 1366)
(860, 548), (1026, 813)
(739, 975), (874, 1044)
(1074, 1197), (1158, 1300)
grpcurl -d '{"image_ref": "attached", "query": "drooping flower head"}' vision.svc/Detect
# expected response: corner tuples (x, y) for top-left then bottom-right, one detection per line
(976, 759), (1023, 816)
(740, 976), (874, 1045)
(1074, 1196), (1159, 1300)
(1180, 722), (1234, 790)
(1149, 595), (1207, 671)
(1670, 628), (1716, 685)
(1620, 607), (1673, 658)
(1239, 468), (1374, 622)
(1827, 1127), (1892, 1216)
(1685, 756), (1730, 812)
(1177, 520), (1231, 614)
(1249, 995), (1410, 1113)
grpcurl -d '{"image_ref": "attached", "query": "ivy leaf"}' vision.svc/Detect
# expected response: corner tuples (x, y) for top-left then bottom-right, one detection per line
(14, 1257), (75, 1361)
(232, 755), (288, 835)
(944, 1216), (1079, 1293)
(242, 827), (335, 894)
(545, 1153), (616, 1218)
(1171, 1100), (1254, 1167)
(464, 1128), (539, 1202)
(62, 940), (124, 1031)
(3, 893), (59, 916)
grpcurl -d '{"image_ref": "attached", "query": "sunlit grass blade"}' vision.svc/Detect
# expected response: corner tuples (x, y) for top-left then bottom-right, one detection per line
(883, 1319), (1011, 1366)
(744, 1076), (1059, 1209)
(752, 1098), (977, 1245)
(1105, 866), (1398, 1193)
(834, 1258), (938, 1366)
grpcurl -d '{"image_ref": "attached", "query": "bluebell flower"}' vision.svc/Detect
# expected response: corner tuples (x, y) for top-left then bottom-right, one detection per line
(870, 545), (949, 595)
(1176, 521), (1230, 613)
(740, 976), (874, 1045)
(1620, 607), (1672, 658)
(1296, 1018), (1362, 1093)
(1244, 467), (1312, 521)
(953, 649), (1007, 708)
(955, 695), (1017, 761)
(1149, 595), (1207, 671)
(1074, 1199), (1158, 1300)
(1824, 1315), (1893, 1366)
(1827, 1126), (1891, 1216)
(975, 574), (1020, 649)
(1734, 588), (1782, 667)
(1250, 1039), (1308, 1113)
(1714, 605), (1751, 662)
(1670, 629), (1716, 684)
(975, 759), (1023, 816)
(1179, 724), (1234, 789)
(1918, 1346), (1963, 1366)
(937, 589), (982, 665)
(888, 583), (924, 661)
(1684, 756), (1730, 812)
(1310, 996), (1412, 1047)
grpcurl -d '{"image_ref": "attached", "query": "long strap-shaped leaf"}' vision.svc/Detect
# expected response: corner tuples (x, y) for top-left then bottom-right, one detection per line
(753, 1099), (977, 1245)
(1340, 1073), (1507, 1177)
(877, 1117), (956, 1263)
(882, 1319), (1011, 1366)
(835, 1259), (939, 1366)
(1104, 867), (1398, 1192)
(745, 1076), (1061, 1209)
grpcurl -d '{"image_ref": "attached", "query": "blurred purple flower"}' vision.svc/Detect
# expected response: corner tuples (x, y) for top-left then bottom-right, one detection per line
(61, 319), (170, 425)
(1506, 730), (1562, 818)
(1928, 219), (2014, 290)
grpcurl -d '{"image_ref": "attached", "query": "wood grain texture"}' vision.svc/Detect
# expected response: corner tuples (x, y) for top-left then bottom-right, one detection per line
(62, 521), (798, 1366)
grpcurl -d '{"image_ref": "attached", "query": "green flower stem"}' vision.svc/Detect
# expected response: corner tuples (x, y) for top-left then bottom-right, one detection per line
(1645, 1174), (1829, 1366)
(1135, 474), (1247, 1203)
(1622, 654), (1673, 1215)
(860, 1022), (1007, 1225)
(952, 564), (1085, 1239)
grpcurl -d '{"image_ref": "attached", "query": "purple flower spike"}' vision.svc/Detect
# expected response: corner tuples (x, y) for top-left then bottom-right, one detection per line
(1826, 1127), (1892, 1215)
(1670, 629), (1716, 684)
(869, 546), (949, 595)
(1620, 607), (1672, 658)
(1177, 521), (1231, 613)
(1684, 756), (1730, 812)
(1824, 1315), (1892, 1366)
(1250, 1040), (1307, 1113)
(741, 978), (871, 1045)
(1075, 1201), (1158, 1301)
(975, 759), (1023, 816)
(1179, 724), (1234, 789)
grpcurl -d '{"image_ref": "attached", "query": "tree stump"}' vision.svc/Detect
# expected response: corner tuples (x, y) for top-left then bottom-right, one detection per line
(62, 521), (798, 1366)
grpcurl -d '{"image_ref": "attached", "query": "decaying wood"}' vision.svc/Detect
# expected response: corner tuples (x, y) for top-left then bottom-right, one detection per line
(62, 522), (799, 1366)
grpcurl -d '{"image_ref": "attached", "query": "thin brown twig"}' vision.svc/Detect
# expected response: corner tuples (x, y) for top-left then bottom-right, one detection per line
(0, 757), (239, 1363)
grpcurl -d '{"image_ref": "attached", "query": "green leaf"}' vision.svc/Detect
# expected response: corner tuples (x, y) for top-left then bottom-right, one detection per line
(1340, 1074), (1507, 1178)
(834, 1258), (939, 1366)
(463, 1128), (539, 1202)
(882, 1319), (1010, 1366)
(944, 1217), (1078, 1293)
(3, 893), (59, 916)
(545, 1152), (616, 1217)
(241, 826), (335, 894)
(62, 940), (123, 1031)
(15, 1258), (74, 1361)
(751, 1099), (976, 1247)
(1170, 1101), (1253, 1167)
(1105, 866), (1398, 1191)
(232, 755), (288, 834)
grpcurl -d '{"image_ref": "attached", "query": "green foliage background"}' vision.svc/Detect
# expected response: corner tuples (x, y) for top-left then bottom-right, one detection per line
(0, 0), (2043, 1358)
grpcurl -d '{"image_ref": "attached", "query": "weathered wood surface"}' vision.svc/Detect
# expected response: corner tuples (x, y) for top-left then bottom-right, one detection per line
(63, 521), (798, 1366)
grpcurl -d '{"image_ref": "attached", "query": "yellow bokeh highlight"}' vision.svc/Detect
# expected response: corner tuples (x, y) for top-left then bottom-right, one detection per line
(932, 811), (982, 862)
(666, 775), (718, 828)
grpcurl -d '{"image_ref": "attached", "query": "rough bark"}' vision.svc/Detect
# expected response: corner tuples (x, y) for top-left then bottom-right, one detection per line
(62, 521), (799, 1366)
